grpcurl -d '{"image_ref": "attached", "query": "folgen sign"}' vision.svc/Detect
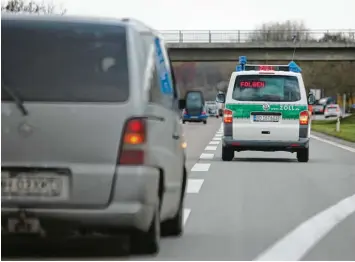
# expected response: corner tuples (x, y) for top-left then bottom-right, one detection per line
(239, 81), (266, 88)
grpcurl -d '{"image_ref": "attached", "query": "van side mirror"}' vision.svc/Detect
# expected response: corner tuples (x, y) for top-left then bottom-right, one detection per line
(178, 99), (186, 110)
(307, 93), (315, 105)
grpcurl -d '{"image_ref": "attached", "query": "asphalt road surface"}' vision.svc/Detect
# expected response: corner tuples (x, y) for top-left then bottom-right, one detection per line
(3, 118), (355, 261)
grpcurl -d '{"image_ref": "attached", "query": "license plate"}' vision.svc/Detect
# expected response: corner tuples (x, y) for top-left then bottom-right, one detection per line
(1, 173), (65, 197)
(253, 115), (280, 122)
(190, 116), (198, 119)
(328, 108), (336, 112)
(7, 218), (41, 234)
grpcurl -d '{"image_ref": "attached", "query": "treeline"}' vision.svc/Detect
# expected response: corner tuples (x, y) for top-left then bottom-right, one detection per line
(173, 20), (355, 100)
(172, 61), (355, 100)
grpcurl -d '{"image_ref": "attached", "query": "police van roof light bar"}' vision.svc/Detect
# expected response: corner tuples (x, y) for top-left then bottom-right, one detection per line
(236, 56), (302, 73)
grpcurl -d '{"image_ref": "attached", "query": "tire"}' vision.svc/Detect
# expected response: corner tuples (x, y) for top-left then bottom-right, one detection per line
(222, 146), (234, 161)
(182, 121), (186, 124)
(216, 116), (219, 118)
(297, 148), (309, 163)
(130, 198), (160, 255)
(203, 120), (207, 124)
(161, 167), (186, 237)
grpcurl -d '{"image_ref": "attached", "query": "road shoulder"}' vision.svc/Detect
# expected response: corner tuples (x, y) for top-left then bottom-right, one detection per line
(311, 131), (355, 149)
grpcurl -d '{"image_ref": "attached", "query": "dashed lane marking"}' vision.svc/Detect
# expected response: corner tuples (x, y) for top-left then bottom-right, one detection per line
(205, 146), (218, 151)
(183, 209), (191, 226)
(213, 137), (222, 141)
(191, 163), (211, 172)
(186, 179), (204, 193)
(209, 141), (220, 145)
(200, 153), (214, 159)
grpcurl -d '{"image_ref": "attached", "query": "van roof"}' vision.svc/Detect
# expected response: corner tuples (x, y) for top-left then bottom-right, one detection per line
(1, 14), (163, 40)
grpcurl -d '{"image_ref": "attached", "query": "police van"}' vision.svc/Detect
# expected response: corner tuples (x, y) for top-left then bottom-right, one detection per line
(221, 56), (315, 162)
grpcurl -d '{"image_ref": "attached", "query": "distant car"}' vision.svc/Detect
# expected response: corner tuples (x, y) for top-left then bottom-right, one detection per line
(206, 102), (219, 118)
(324, 104), (342, 118)
(182, 91), (208, 124)
(313, 97), (336, 114)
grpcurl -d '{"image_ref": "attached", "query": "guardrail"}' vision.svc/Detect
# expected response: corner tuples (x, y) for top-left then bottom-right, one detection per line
(161, 30), (355, 43)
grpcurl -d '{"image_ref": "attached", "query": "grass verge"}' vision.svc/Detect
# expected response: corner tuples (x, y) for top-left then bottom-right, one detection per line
(311, 114), (355, 142)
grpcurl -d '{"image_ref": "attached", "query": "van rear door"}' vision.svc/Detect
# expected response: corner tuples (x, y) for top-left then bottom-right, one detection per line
(230, 74), (305, 141)
(1, 19), (131, 208)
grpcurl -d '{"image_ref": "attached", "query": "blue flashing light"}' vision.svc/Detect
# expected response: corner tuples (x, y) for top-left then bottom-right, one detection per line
(239, 56), (247, 65)
(288, 61), (302, 73)
(236, 65), (243, 72)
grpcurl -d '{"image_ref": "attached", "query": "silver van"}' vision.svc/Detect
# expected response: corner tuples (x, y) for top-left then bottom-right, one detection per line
(1, 14), (187, 255)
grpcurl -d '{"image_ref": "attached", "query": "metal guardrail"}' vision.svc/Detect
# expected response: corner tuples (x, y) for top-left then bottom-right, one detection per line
(161, 30), (355, 43)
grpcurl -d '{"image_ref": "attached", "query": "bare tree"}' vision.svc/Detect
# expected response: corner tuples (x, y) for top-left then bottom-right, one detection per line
(1, 0), (66, 15)
(249, 20), (312, 42)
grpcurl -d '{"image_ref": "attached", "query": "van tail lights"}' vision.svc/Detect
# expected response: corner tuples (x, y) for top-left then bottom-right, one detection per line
(118, 118), (146, 165)
(223, 109), (233, 123)
(299, 111), (309, 125)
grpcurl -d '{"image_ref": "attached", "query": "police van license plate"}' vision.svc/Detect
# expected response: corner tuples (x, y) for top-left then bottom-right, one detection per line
(253, 115), (280, 122)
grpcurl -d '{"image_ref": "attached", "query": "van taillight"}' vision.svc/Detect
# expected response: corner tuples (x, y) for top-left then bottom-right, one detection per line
(223, 109), (233, 123)
(299, 111), (309, 125)
(118, 118), (146, 165)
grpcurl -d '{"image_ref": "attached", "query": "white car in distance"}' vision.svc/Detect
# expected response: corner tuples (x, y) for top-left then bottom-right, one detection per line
(324, 104), (342, 119)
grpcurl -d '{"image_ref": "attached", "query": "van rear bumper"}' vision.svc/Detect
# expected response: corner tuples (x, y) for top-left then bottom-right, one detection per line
(1, 166), (160, 234)
(223, 136), (309, 152)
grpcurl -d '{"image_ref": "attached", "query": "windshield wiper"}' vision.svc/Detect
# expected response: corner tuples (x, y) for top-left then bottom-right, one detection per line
(2, 83), (29, 116)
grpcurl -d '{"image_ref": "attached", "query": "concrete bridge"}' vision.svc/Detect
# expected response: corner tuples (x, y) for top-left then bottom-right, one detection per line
(161, 30), (355, 62)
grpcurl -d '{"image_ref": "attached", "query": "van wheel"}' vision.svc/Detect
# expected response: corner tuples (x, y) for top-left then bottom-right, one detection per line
(297, 148), (309, 163)
(216, 116), (219, 118)
(130, 198), (160, 255)
(161, 167), (186, 237)
(203, 120), (207, 124)
(182, 121), (186, 124)
(222, 146), (234, 161)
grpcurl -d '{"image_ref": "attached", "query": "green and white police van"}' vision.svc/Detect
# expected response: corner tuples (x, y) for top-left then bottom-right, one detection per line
(221, 56), (315, 162)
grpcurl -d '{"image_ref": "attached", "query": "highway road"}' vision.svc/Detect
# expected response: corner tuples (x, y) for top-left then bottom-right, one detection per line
(3, 118), (355, 261)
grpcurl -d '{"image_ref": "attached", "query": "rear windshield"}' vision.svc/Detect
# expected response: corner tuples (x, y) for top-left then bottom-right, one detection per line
(216, 94), (225, 103)
(1, 19), (129, 102)
(232, 75), (301, 102)
(186, 92), (203, 108)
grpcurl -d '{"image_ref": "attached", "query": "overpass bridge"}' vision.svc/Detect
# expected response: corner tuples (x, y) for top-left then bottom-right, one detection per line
(161, 30), (355, 62)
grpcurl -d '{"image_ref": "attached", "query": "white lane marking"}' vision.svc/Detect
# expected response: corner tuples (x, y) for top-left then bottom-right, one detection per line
(311, 134), (355, 153)
(200, 153), (214, 159)
(191, 163), (211, 172)
(209, 141), (220, 145)
(255, 193), (355, 261)
(215, 133), (223, 137)
(186, 179), (204, 193)
(213, 137), (222, 141)
(183, 208), (191, 226)
(205, 146), (218, 151)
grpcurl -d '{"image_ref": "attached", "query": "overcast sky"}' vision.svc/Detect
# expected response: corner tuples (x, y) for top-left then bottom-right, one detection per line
(10, 0), (355, 30)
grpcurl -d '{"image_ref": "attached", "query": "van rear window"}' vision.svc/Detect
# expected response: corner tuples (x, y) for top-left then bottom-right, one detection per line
(232, 75), (301, 102)
(1, 19), (129, 102)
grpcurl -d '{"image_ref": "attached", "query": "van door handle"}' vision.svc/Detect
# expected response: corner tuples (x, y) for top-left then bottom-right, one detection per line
(173, 134), (180, 140)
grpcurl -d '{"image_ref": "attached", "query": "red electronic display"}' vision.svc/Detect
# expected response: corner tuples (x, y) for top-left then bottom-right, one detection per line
(239, 80), (266, 88)
(259, 65), (274, 71)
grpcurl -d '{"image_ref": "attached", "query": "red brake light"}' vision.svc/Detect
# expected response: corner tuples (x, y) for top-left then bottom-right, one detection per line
(183, 109), (187, 114)
(202, 111), (206, 115)
(223, 109), (233, 123)
(119, 118), (146, 165)
(299, 111), (309, 125)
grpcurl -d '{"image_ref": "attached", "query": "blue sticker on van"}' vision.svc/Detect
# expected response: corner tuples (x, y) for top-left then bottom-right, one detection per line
(154, 37), (173, 95)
